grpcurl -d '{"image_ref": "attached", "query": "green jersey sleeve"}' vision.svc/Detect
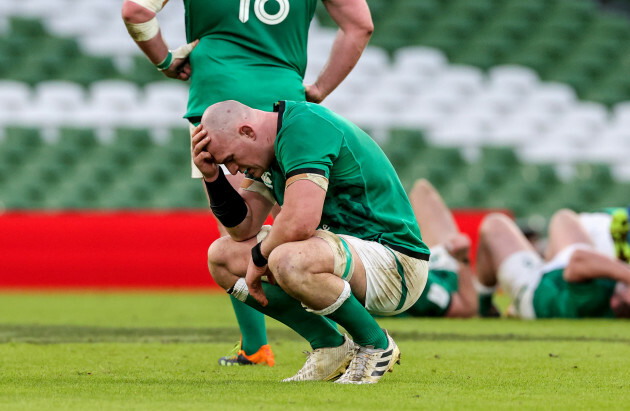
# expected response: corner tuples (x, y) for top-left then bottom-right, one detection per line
(275, 111), (344, 178)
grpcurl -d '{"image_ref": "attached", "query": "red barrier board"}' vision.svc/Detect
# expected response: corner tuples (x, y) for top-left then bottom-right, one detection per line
(0, 212), (220, 289)
(0, 210), (505, 289)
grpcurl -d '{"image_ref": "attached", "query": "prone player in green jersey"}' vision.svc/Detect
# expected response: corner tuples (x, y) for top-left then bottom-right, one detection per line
(191, 100), (430, 384)
(398, 179), (477, 318)
(475, 209), (630, 319)
(122, 0), (373, 366)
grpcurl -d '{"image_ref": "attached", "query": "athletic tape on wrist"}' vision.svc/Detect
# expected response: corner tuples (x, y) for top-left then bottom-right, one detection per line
(124, 16), (159, 42)
(171, 41), (196, 59)
(156, 51), (172, 71)
(304, 280), (352, 316)
(228, 278), (249, 303)
(204, 168), (248, 228)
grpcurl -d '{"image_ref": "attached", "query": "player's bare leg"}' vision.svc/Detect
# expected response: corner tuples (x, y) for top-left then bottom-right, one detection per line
(268, 237), (400, 384)
(477, 213), (535, 286)
(545, 209), (594, 261)
(476, 213), (536, 317)
(207, 235), (351, 378)
(409, 179), (477, 318)
(410, 179), (459, 247)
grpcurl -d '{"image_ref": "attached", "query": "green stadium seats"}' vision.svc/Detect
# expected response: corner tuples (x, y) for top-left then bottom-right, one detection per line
(501, 0), (547, 21)
(483, 17), (533, 43)
(9, 17), (47, 39)
(34, 37), (81, 59)
(1, 1), (629, 216)
(0, 181), (47, 209)
(129, 162), (172, 186)
(405, 162), (452, 192)
(114, 128), (153, 148)
(454, 36), (514, 69)
(7, 55), (64, 85)
(4, 127), (42, 149)
(543, 19), (587, 42)
(480, 146), (520, 169)
(71, 161), (118, 187)
(590, 14), (630, 40)
(60, 56), (120, 85)
(507, 52), (553, 76)
(123, 56), (165, 85)
(159, 181), (208, 209)
(381, 128), (427, 175)
(417, 33), (461, 58)
(88, 146), (134, 170)
(58, 128), (98, 151)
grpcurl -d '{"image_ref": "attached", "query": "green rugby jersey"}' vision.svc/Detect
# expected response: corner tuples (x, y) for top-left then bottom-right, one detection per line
(183, 0), (318, 117)
(532, 269), (616, 318)
(263, 101), (430, 258)
(404, 270), (458, 317)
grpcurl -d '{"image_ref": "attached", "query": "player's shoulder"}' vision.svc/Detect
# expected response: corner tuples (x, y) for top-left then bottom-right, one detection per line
(280, 101), (343, 134)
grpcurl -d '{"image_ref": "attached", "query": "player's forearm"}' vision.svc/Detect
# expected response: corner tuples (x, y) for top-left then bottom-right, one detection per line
(564, 249), (630, 284)
(315, 0), (372, 100)
(202, 172), (270, 242)
(134, 34), (170, 65)
(217, 197), (271, 243)
(314, 28), (371, 100)
(122, 0), (169, 65)
(258, 210), (318, 260)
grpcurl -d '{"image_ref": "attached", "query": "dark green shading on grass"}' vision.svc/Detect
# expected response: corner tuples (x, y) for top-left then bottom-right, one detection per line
(2, 324), (630, 345)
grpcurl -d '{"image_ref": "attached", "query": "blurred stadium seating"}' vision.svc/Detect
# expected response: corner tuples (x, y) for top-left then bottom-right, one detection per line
(1, 0), (629, 220)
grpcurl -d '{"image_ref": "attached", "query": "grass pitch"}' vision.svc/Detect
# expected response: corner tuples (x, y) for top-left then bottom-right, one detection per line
(1, 292), (630, 410)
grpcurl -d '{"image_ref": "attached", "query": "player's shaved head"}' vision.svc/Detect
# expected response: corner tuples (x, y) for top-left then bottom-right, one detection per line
(200, 100), (252, 139)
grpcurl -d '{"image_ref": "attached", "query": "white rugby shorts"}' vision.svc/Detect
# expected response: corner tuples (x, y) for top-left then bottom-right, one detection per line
(315, 230), (429, 316)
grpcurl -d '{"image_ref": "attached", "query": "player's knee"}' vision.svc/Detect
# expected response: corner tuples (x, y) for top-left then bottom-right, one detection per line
(480, 213), (512, 238)
(411, 179), (432, 196)
(207, 237), (231, 271)
(268, 244), (308, 289)
(549, 208), (577, 228)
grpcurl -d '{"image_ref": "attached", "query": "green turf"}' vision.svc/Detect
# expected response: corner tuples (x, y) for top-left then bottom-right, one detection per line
(1, 292), (630, 410)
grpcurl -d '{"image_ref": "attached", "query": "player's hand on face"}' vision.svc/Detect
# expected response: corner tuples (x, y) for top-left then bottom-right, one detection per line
(191, 125), (219, 181)
(304, 83), (326, 104)
(246, 259), (270, 307)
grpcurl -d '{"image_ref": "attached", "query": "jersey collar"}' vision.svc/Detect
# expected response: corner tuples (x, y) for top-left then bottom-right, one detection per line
(273, 101), (286, 136)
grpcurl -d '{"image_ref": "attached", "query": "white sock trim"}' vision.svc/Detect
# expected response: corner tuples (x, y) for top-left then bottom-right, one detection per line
(474, 278), (497, 295)
(229, 278), (249, 302)
(305, 281), (352, 316)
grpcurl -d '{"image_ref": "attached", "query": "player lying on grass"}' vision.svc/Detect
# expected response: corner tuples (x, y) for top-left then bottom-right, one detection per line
(192, 100), (430, 384)
(396, 179), (477, 318)
(475, 209), (630, 319)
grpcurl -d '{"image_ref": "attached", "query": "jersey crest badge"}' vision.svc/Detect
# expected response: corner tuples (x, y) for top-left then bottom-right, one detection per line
(261, 172), (273, 189)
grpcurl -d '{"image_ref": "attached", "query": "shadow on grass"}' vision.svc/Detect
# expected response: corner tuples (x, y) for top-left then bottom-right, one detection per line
(2, 324), (630, 344)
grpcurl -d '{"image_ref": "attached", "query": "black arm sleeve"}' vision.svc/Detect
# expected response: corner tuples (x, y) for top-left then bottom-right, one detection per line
(204, 168), (248, 228)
